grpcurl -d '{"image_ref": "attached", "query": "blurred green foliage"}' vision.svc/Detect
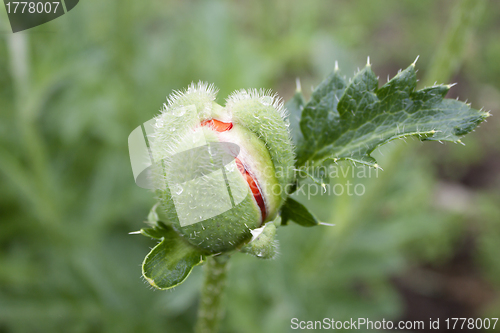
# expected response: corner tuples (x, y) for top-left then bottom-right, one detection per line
(0, 1), (499, 332)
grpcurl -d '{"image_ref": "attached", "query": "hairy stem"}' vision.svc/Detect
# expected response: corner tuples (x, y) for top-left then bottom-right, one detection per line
(195, 255), (230, 333)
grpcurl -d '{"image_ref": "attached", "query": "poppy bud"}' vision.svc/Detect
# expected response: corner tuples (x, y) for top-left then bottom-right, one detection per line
(150, 83), (294, 254)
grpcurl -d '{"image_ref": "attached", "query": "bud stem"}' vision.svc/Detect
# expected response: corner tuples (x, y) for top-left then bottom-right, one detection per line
(195, 255), (230, 333)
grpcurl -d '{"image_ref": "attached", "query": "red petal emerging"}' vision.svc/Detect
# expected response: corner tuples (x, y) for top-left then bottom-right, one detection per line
(201, 119), (266, 223)
(200, 119), (233, 132)
(235, 158), (267, 222)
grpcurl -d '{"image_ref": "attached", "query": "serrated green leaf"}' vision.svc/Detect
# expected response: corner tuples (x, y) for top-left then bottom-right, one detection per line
(285, 87), (306, 146)
(142, 224), (204, 290)
(281, 197), (321, 227)
(295, 166), (329, 186)
(296, 62), (489, 167)
(297, 69), (346, 155)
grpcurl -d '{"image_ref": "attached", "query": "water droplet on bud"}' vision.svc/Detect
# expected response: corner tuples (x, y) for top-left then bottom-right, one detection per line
(173, 106), (186, 117)
(261, 96), (273, 106)
(225, 162), (236, 172)
(174, 184), (183, 195)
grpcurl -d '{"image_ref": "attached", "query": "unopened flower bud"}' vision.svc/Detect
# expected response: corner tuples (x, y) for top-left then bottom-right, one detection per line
(150, 83), (294, 253)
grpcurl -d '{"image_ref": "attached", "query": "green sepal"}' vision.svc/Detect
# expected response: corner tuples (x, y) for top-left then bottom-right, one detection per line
(139, 221), (170, 239)
(240, 222), (278, 259)
(280, 197), (321, 227)
(135, 204), (206, 289)
(137, 203), (173, 239)
(142, 223), (205, 290)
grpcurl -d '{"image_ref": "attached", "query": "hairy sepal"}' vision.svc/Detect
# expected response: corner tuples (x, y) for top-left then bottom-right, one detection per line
(227, 90), (296, 202)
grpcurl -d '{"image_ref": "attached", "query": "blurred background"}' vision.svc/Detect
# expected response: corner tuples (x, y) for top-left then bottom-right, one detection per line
(1, 0), (499, 332)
